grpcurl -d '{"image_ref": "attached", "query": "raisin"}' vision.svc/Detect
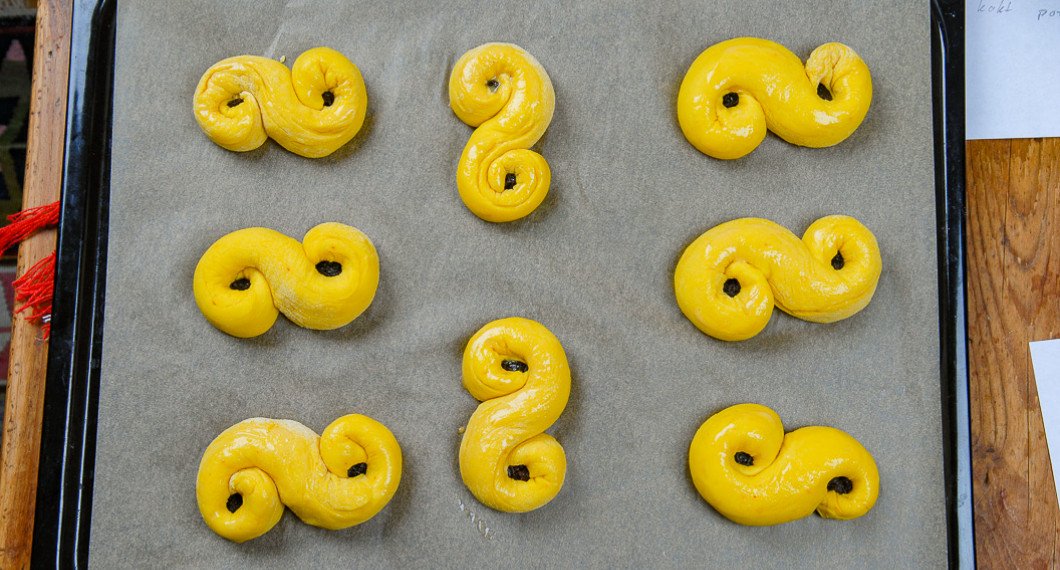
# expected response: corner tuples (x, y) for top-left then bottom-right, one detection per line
(507, 465), (531, 481)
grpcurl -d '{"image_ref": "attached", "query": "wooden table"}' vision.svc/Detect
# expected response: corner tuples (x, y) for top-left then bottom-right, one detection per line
(967, 139), (1060, 567)
(0, 3), (1057, 568)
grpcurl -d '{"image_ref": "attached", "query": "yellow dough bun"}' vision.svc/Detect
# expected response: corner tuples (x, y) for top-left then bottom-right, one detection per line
(193, 222), (379, 338)
(677, 38), (872, 159)
(459, 317), (571, 512)
(688, 403), (879, 526)
(197, 414), (401, 542)
(449, 43), (555, 222)
(193, 47), (367, 158)
(674, 216), (881, 341)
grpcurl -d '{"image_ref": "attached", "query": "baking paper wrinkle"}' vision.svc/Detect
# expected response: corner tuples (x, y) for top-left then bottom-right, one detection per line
(262, 0), (303, 60)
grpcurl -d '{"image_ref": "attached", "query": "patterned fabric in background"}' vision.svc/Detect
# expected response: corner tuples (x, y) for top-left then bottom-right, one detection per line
(0, 17), (35, 402)
(0, 17), (34, 230)
(0, 269), (13, 376)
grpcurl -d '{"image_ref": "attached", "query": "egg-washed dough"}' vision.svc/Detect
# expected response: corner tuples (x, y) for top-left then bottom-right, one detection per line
(673, 215), (881, 341)
(459, 317), (571, 512)
(196, 414), (401, 543)
(677, 38), (872, 160)
(193, 47), (367, 158)
(193, 222), (379, 338)
(688, 403), (880, 526)
(449, 43), (555, 222)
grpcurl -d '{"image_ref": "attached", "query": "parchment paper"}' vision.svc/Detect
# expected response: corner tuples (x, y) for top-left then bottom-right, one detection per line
(89, 1), (945, 567)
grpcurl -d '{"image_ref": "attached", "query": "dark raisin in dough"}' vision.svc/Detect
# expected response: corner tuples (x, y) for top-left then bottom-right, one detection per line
(316, 261), (342, 277)
(827, 476), (854, 495)
(226, 493), (243, 513)
(501, 359), (529, 373)
(507, 465), (531, 481)
(723, 278), (741, 297)
(831, 251), (845, 270)
(347, 462), (368, 477)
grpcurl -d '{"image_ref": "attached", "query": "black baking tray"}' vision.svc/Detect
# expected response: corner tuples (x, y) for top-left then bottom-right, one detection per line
(30, 0), (975, 567)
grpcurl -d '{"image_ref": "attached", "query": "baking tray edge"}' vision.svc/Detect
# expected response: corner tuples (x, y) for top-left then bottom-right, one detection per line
(29, 0), (976, 566)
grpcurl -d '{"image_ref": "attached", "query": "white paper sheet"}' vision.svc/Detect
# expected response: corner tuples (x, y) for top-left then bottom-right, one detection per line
(965, 0), (1060, 140)
(1031, 339), (1060, 505)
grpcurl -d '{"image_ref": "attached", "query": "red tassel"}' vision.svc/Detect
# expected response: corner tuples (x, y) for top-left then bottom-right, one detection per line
(13, 252), (56, 340)
(0, 201), (60, 254)
(0, 200), (62, 340)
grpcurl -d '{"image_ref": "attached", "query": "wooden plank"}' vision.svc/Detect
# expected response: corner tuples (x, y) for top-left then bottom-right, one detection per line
(967, 138), (1060, 568)
(0, 1), (70, 567)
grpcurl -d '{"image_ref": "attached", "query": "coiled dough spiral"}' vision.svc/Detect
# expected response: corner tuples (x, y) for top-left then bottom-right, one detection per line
(193, 222), (379, 338)
(449, 43), (555, 222)
(674, 216), (881, 341)
(459, 317), (571, 512)
(193, 47), (367, 158)
(688, 403), (879, 526)
(677, 38), (872, 159)
(196, 414), (402, 542)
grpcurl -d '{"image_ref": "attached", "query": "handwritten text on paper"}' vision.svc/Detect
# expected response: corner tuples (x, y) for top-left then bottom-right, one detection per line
(966, 1), (1060, 140)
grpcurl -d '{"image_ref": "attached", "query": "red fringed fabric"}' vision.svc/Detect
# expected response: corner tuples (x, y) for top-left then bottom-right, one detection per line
(0, 200), (61, 340)
(13, 252), (56, 338)
(0, 201), (60, 254)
